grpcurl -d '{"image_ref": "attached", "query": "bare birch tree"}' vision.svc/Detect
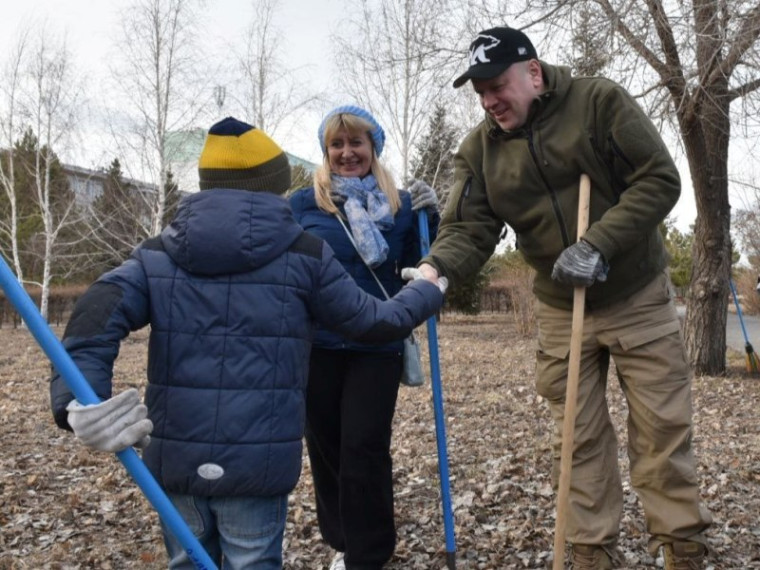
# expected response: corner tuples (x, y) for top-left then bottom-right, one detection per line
(0, 28), (31, 282)
(334, 0), (464, 182)
(111, 0), (209, 237)
(15, 27), (82, 319)
(30, 34), (80, 318)
(228, 0), (321, 139)
(467, 0), (760, 375)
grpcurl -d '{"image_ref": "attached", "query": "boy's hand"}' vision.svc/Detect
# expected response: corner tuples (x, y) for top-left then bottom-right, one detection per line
(67, 388), (153, 453)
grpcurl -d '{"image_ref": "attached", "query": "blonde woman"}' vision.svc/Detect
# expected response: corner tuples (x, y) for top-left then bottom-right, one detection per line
(289, 106), (439, 570)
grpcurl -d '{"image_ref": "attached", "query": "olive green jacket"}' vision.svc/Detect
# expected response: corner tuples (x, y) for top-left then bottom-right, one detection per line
(422, 63), (679, 310)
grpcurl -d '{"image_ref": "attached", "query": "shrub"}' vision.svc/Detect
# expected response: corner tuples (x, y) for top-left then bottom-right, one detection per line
(0, 284), (88, 327)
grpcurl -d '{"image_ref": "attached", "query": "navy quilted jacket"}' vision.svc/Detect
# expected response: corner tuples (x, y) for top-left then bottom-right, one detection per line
(289, 187), (439, 351)
(50, 189), (443, 497)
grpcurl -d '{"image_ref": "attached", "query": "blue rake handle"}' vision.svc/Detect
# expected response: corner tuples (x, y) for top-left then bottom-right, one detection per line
(0, 255), (217, 570)
(729, 278), (753, 345)
(418, 211), (457, 569)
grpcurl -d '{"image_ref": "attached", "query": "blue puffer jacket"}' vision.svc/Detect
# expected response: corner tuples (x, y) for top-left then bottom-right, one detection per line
(289, 187), (439, 352)
(50, 189), (443, 497)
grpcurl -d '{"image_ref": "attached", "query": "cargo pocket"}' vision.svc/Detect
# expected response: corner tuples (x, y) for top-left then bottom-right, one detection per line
(618, 320), (681, 352)
(616, 319), (690, 387)
(535, 342), (571, 402)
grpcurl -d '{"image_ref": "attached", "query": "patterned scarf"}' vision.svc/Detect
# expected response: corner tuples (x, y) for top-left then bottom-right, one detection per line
(331, 174), (394, 267)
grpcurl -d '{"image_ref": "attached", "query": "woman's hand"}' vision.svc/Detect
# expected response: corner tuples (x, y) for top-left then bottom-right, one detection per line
(407, 180), (439, 212)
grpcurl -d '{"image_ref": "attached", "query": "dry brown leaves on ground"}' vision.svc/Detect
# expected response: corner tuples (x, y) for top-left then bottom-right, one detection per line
(1, 314), (759, 569)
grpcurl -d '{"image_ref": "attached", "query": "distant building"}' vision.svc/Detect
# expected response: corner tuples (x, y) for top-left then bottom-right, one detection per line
(64, 129), (315, 206)
(166, 128), (316, 193)
(64, 164), (161, 207)
(165, 128), (207, 195)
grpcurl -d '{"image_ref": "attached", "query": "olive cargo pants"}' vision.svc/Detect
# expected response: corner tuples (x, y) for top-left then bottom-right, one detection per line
(535, 271), (711, 554)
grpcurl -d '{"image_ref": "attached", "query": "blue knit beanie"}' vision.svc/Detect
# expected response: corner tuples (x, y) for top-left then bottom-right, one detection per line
(317, 105), (386, 157)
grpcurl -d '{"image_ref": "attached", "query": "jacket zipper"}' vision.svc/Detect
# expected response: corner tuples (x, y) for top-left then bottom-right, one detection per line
(589, 134), (615, 191)
(456, 177), (472, 222)
(526, 128), (571, 248)
(608, 134), (634, 171)
(606, 134), (633, 202)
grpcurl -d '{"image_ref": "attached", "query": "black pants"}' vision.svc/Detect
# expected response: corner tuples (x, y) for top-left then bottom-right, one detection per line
(305, 348), (402, 570)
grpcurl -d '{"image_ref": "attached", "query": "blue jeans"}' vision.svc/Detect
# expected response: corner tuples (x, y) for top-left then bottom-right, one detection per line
(161, 493), (288, 570)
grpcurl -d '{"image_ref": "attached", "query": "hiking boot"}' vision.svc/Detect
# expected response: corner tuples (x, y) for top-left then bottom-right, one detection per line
(571, 544), (614, 569)
(329, 552), (346, 570)
(663, 541), (706, 570)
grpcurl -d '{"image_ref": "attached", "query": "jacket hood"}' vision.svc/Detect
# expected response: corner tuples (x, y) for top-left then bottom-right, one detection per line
(161, 189), (303, 275)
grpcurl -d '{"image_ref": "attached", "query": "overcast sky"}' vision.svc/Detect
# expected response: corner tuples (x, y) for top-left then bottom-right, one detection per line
(0, 0), (347, 164)
(0, 0), (713, 233)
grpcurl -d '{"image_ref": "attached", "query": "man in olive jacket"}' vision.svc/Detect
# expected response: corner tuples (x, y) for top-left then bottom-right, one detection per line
(419, 27), (712, 569)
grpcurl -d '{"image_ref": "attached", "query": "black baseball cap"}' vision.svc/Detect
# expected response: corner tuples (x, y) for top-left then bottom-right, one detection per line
(452, 27), (538, 88)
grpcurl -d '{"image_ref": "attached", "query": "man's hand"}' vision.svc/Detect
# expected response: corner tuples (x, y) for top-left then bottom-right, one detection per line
(551, 240), (609, 287)
(402, 267), (448, 293)
(407, 180), (439, 212)
(66, 388), (153, 453)
(416, 262), (439, 281)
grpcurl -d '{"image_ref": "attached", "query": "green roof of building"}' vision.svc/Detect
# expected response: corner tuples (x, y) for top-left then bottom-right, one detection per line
(166, 129), (316, 173)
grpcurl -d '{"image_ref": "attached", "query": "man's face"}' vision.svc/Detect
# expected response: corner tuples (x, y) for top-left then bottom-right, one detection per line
(472, 60), (543, 131)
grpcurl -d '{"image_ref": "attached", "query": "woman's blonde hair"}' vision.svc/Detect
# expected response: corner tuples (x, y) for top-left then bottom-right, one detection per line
(313, 113), (399, 215)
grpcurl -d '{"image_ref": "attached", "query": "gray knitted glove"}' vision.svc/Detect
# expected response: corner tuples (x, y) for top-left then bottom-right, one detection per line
(551, 240), (609, 287)
(407, 180), (439, 212)
(402, 267), (449, 293)
(66, 388), (153, 453)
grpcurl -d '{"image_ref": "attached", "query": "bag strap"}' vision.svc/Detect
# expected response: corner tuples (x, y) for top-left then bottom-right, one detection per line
(335, 214), (391, 300)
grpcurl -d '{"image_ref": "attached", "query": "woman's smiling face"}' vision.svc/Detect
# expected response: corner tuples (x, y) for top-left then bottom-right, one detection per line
(326, 128), (373, 177)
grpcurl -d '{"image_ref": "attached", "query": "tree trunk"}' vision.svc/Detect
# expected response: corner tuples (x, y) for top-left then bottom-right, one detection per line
(682, 100), (732, 376)
(40, 210), (53, 321)
(684, 206), (730, 375)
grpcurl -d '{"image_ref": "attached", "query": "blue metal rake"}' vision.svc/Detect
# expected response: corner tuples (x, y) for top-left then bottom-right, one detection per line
(418, 210), (457, 569)
(729, 278), (760, 374)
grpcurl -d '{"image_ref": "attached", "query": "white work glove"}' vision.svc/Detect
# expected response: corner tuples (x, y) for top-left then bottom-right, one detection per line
(551, 239), (609, 287)
(407, 180), (439, 212)
(402, 267), (449, 294)
(66, 388), (153, 453)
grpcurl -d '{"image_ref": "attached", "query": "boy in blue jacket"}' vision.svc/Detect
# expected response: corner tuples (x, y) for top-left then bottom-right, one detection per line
(49, 117), (445, 569)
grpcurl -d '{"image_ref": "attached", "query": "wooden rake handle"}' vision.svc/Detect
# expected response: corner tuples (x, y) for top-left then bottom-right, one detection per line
(552, 173), (591, 570)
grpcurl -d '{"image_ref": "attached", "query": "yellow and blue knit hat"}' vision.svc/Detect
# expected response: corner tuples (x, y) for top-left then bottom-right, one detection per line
(198, 117), (291, 194)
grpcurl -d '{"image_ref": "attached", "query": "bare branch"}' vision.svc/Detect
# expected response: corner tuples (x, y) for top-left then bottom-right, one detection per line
(730, 75), (760, 99)
(334, 0), (463, 180)
(711, 1), (760, 82)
